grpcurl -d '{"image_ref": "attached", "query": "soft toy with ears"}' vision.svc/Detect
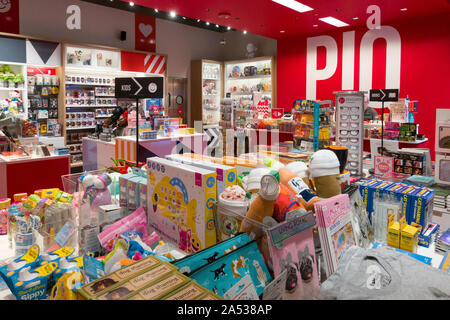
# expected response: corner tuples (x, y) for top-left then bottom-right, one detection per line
(308, 150), (342, 199)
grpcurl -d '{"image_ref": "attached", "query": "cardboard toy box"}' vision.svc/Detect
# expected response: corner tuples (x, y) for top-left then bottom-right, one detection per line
(407, 187), (434, 229)
(96, 263), (178, 300)
(147, 157), (217, 253)
(126, 272), (190, 300)
(165, 154), (237, 195)
(77, 255), (162, 300)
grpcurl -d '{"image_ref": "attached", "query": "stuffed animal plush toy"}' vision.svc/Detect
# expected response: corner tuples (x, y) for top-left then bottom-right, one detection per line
(264, 158), (319, 212)
(308, 150), (342, 199)
(240, 171), (280, 237)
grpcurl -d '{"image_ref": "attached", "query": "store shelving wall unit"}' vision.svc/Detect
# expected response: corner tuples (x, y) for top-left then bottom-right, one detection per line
(224, 56), (276, 122)
(0, 61), (28, 119)
(61, 44), (167, 171)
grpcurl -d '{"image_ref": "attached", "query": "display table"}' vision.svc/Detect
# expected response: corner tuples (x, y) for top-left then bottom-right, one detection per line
(115, 133), (208, 163)
(82, 137), (116, 171)
(0, 154), (70, 199)
(364, 137), (429, 153)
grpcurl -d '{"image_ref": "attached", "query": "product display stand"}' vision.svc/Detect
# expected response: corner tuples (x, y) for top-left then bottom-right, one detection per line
(335, 91), (365, 176)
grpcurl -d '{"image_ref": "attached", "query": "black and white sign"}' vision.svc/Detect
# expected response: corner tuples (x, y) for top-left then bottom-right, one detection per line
(369, 89), (399, 102)
(115, 77), (164, 99)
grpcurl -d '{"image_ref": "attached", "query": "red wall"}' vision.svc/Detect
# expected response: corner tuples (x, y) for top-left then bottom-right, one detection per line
(277, 13), (450, 160)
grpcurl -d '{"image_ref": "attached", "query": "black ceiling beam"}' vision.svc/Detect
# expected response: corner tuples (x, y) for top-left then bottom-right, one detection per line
(80, 0), (235, 33)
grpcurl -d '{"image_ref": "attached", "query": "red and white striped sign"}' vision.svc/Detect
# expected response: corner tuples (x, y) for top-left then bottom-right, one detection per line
(121, 51), (166, 75)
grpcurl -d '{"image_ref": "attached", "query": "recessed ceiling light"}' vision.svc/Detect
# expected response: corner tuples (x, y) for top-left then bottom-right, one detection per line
(280, 30), (285, 33)
(206, 22), (210, 25)
(353, 17), (359, 20)
(401, 8), (407, 11)
(243, 30), (247, 34)
(182, 17), (187, 20)
(216, 24), (219, 28)
(318, 16), (349, 27)
(313, 24), (318, 27)
(154, 9), (158, 13)
(271, 0), (313, 13)
(129, 1), (134, 6)
(227, 26), (231, 30)
(197, 19), (200, 22)
(169, 11), (176, 18)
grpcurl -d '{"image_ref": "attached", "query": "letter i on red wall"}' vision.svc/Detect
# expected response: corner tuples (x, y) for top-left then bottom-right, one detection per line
(0, 0), (20, 34)
(135, 13), (156, 53)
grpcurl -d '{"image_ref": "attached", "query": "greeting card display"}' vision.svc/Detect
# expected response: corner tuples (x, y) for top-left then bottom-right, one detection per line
(374, 155), (394, 176)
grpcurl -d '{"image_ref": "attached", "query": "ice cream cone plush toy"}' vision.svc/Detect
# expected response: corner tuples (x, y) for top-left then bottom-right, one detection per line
(240, 171), (280, 236)
(265, 157), (319, 212)
(308, 149), (341, 199)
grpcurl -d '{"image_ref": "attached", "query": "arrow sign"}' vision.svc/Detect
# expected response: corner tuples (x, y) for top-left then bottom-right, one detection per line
(369, 89), (399, 102)
(115, 77), (164, 99)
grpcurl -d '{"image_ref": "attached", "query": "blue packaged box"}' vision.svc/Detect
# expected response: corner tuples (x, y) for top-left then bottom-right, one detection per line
(408, 187), (434, 229)
(418, 223), (439, 248)
(384, 183), (415, 223)
(360, 179), (384, 221)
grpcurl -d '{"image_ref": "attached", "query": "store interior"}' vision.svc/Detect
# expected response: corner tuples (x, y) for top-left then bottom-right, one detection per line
(0, 0), (449, 301)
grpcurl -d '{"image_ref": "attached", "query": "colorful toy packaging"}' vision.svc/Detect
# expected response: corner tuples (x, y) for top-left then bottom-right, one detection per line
(147, 157), (217, 253)
(165, 154), (237, 195)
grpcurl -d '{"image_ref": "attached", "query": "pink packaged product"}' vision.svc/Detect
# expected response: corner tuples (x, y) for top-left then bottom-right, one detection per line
(314, 194), (356, 277)
(268, 214), (319, 300)
(98, 207), (149, 251)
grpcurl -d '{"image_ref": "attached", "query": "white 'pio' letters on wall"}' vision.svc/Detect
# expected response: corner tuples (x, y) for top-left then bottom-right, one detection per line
(66, 5), (81, 30)
(306, 7), (401, 100)
(306, 36), (338, 99)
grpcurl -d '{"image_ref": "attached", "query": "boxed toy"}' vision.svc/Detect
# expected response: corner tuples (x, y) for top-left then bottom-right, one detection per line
(147, 157), (217, 253)
(126, 272), (190, 300)
(407, 187), (434, 229)
(400, 220), (421, 253)
(77, 255), (161, 300)
(387, 215), (401, 248)
(96, 262), (178, 300)
(136, 169), (148, 214)
(127, 168), (142, 214)
(166, 154), (237, 195)
(418, 223), (439, 248)
(119, 170), (135, 214)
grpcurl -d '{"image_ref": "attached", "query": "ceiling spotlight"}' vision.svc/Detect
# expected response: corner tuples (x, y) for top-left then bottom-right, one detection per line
(182, 17), (187, 20)
(197, 19), (200, 22)
(154, 9), (158, 13)
(227, 26), (231, 30)
(169, 11), (176, 18)
(280, 30), (285, 33)
(129, 1), (134, 6)
(243, 30), (247, 34)
(313, 24), (318, 27)
(216, 24), (219, 28)
(401, 8), (407, 11)
(206, 22), (210, 25)
(353, 17), (359, 20)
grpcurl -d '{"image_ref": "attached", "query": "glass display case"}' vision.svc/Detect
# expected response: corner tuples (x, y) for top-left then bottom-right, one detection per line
(190, 60), (223, 126)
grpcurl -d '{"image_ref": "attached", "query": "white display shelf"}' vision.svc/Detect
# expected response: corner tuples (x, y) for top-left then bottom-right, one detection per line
(65, 82), (114, 87)
(203, 77), (220, 81)
(0, 87), (25, 91)
(364, 137), (428, 144)
(66, 126), (97, 130)
(66, 105), (117, 108)
(227, 74), (271, 80)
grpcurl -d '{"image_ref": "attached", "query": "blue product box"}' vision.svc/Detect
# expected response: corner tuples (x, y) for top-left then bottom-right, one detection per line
(418, 223), (439, 248)
(54, 147), (69, 155)
(408, 187), (434, 229)
(385, 183), (414, 223)
(360, 179), (384, 221)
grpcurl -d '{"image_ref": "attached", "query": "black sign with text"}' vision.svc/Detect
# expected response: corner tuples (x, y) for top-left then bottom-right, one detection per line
(115, 77), (164, 99)
(369, 89), (399, 102)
